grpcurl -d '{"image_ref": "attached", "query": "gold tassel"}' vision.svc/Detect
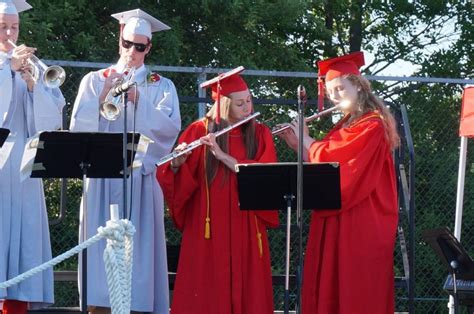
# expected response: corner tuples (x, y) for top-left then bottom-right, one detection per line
(257, 232), (263, 258)
(255, 216), (263, 258)
(204, 118), (212, 240)
(205, 217), (211, 239)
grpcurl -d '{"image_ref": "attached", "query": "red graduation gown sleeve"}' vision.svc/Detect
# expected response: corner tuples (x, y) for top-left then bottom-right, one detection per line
(308, 114), (396, 216)
(157, 120), (207, 231)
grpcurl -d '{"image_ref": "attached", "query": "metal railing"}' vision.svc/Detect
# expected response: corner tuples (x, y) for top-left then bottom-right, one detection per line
(40, 61), (474, 312)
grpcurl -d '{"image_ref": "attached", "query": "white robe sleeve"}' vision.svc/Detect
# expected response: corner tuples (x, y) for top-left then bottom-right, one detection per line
(0, 66), (12, 126)
(135, 77), (181, 175)
(69, 72), (101, 132)
(24, 79), (65, 136)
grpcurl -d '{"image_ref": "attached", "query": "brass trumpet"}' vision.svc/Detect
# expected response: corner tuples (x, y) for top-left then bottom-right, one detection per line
(99, 65), (136, 121)
(8, 40), (66, 88)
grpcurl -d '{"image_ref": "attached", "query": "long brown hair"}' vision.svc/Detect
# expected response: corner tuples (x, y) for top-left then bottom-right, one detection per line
(344, 74), (400, 149)
(204, 96), (258, 183)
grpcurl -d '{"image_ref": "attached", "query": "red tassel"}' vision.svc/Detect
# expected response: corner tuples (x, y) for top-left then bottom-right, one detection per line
(216, 80), (221, 125)
(318, 77), (324, 111)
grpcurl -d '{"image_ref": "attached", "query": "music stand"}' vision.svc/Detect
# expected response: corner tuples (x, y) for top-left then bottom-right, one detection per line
(23, 131), (141, 314)
(236, 162), (341, 314)
(422, 227), (474, 313)
(0, 128), (9, 148)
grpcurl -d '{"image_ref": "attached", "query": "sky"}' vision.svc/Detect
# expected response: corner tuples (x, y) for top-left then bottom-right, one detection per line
(363, 13), (460, 78)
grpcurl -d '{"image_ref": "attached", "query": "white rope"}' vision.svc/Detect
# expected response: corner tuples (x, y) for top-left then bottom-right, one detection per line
(0, 232), (103, 289)
(0, 218), (135, 314)
(99, 219), (135, 314)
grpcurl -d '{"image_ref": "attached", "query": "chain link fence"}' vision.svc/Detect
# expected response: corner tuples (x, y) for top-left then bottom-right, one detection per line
(43, 61), (474, 312)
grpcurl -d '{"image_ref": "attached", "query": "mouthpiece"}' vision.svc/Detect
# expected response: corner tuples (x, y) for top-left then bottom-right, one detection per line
(338, 100), (352, 110)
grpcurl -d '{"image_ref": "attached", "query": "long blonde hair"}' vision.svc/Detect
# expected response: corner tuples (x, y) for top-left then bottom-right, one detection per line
(344, 74), (400, 149)
(204, 96), (258, 183)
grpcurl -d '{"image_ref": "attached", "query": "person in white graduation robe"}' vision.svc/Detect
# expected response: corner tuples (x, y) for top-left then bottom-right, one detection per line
(0, 2), (65, 311)
(69, 8), (181, 314)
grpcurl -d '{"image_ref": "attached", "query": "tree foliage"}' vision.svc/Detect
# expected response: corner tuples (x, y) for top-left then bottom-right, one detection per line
(18, 0), (472, 78)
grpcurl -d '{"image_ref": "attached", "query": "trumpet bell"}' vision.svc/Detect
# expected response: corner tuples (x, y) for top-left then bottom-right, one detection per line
(100, 101), (121, 121)
(98, 65), (136, 121)
(43, 65), (66, 88)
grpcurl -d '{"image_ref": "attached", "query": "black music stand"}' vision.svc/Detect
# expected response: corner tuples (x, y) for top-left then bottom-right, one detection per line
(236, 162), (341, 314)
(25, 131), (140, 314)
(423, 227), (474, 313)
(0, 128), (9, 147)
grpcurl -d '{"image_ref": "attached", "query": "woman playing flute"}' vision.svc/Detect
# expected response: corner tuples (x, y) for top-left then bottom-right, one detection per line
(157, 68), (278, 314)
(278, 51), (399, 314)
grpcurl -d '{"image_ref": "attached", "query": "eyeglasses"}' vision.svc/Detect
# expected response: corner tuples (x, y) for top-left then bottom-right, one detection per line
(121, 38), (149, 53)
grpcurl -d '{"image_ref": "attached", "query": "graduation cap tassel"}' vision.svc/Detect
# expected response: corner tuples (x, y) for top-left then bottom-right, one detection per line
(204, 126), (212, 240)
(318, 77), (324, 112)
(255, 216), (263, 258)
(216, 80), (221, 125)
(205, 217), (211, 239)
(257, 232), (263, 258)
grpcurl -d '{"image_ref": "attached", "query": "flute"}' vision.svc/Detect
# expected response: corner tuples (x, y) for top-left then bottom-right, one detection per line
(156, 112), (261, 167)
(271, 105), (341, 135)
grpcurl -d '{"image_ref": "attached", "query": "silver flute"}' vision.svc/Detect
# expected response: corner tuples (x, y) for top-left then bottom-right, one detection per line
(156, 112), (261, 167)
(271, 105), (341, 135)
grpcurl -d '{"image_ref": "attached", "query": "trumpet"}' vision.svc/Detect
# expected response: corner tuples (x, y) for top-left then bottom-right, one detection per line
(156, 112), (261, 167)
(99, 65), (136, 121)
(271, 105), (342, 135)
(8, 40), (66, 88)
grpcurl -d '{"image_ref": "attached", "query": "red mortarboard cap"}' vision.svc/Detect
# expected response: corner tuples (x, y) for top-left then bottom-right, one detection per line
(200, 66), (248, 124)
(318, 51), (365, 81)
(316, 51), (365, 110)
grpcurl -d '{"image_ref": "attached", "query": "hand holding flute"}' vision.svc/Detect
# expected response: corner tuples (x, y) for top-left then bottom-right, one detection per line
(169, 142), (192, 172)
(169, 133), (236, 173)
(159, 112), (260, 171)
(275, 117), (313, 158)
(275, 99), (351, 154)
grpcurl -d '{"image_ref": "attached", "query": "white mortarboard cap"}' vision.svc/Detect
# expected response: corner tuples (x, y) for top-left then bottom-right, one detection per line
(0, 0), (32, 15)
(111, 8), (170, 39)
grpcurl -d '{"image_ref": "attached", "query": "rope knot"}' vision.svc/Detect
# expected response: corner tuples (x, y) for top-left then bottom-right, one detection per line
(100, 218), (135, 314)
(97, 219), (135, 242)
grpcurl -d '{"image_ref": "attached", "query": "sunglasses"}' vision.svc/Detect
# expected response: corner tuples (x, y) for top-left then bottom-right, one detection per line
(121, 38), (149, 53)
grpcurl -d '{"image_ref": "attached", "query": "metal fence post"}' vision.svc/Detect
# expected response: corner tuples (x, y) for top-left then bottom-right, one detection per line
(197, 71), (207, 119)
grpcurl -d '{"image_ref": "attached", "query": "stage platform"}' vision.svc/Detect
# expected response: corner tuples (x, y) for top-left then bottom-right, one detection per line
(28, 308), (408, 314)
(24, 270), (409, 313)
(28, 310), (300, 314)
(28, 310), (409, 314)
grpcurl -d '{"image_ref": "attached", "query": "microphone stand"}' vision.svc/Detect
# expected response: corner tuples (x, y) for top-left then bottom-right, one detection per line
(450, 260), (460, 314)
(122, 91), (128, 220)
(113, 64), (137, 220)
(296, 85), (307, 314)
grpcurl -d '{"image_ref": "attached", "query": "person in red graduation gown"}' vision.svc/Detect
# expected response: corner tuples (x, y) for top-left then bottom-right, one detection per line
(157, 69), (279, 314)
(278, 51), (400, 314)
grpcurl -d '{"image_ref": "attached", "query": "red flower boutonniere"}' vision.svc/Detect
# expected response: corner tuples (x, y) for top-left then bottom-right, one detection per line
(103, 68), (116, 78)
(147, 71), (161, 83)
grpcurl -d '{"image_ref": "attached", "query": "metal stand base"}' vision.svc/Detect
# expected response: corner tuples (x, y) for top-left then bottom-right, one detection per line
(284, 195), (295, 314)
